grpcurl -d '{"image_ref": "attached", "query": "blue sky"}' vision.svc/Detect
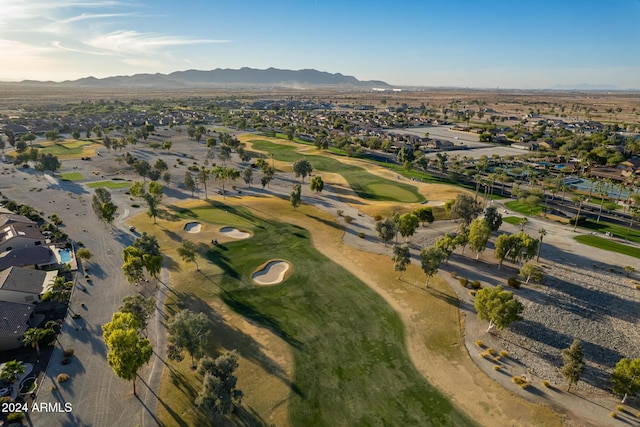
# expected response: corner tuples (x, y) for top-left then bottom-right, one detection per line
(1, 0), (639, 88)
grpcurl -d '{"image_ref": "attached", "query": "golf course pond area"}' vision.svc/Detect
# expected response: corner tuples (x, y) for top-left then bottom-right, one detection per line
(252, 260), (290, 285)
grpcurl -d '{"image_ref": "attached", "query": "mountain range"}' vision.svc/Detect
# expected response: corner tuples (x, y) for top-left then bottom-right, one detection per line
(16, 68), (391, 90)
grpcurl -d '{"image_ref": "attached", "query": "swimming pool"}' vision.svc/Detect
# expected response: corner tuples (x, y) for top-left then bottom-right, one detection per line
(58, 249), (72, 263)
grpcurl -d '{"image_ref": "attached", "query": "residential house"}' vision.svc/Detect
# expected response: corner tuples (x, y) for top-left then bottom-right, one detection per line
(0, 266), (57, 304)
(0, 246), (56, 271)
(511, 141), (539, 151)
(0, 300), (35, 351)
(0, 222), (46, 253)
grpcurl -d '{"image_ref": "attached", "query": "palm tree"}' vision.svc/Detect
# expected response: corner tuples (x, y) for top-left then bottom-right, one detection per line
(536, 228), (547, 261)
(520, 217), (529, 232)
(0, 360), (25, 394)
(595, 179), (609, 222)
(23, 327), (47, 355)
(572, 195), (587, 232)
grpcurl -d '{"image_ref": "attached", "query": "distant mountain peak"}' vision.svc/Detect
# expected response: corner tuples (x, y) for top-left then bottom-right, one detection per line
(18, 67), (391, 90)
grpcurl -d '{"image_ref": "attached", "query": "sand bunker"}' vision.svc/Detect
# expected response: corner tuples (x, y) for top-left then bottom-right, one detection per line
(252, 261), (290, 285)
(220, 227), (250, 239)
(184, 222), (202, 233)
(422, 200), (445, 207)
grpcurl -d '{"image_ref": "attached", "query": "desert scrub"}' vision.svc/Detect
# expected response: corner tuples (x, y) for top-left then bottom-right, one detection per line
(458, 277), (469, 287)
(344, 215), (353, 223)
(57, 373), (70, 383)
(512, 376), (529, 388)
(610, 412), (617, 418)
(485, 348), (495, 355)
(499, 350), (509, 358)
(480, 351), (491, 359)
(475, 340), (484, 348)
(493, 365), (502, 371)
(450, 271), (458, 278)
(468, 290), (476, 297)
(63, 348), (75, 357)
(616, 405), (625, 412)
(357, 232), (365, 239)
(470, 280), (482, 290)
(542, 380), (551, 388)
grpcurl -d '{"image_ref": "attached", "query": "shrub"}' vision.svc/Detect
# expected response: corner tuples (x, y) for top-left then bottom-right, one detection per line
(636, 284), (640, 290)
(357, 232), (365, 239)
(475, 340), (484, 348)
(610, 412), (617, 418)
(7, 412), (24, 423)
(57, 373), (70, 383)
(480, 351), (490, 359)
(0, 396), (12, 404)
(470, 280), (482, 290)
(493, 365), (501, 371)
(636, 412), (640, 419)
(337, 209), (343, 217)
(458, 277), (469, 287)
(344, 215), (353, 223)
(63, 348), (75, 357)
(374, 214), (383, 221)
(468, 290), (476, 297)
(507, 277), (521, 289)
(512, 376), (529, 388)
(499, 350), (509, 358)
(485, 348), (495, 355)
(131, 203), (140, 208)
(608, 268), (616, 273)
(542, 380), (551, 388)
(617, 405), (625, 412)
(450, 271), (458, 278)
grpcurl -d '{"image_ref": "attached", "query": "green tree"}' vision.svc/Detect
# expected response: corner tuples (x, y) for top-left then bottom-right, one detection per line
(184, 171), (196, 197)
(35, 153), (61, 174)
(375, 218), (397, 246)
(242, 166), (253, 188)
(420, 246), (444, 287)
(76, 248), (92, 264)
(453, 224), (470, 254)
(143, 192), (161, 224)
(561, 339), (584, 392)
(451, 194), (482, 226)
(196, 350), (244, 417)
(412, 207), (434, 226)
(468, 218), (491, 259)
(198, 168), (210, 200)
(290, 184), (302, 210)
(391, 244), (411, 279)
(483, 206), (503, 232)
(0, 360), (25, 391)
(102, 312), (152, 395)
(624, 265), (636, 277)
(91, 187), (118, 225)
(162, 172), (171, 187)
(519, 263), (543, 284)
(44, 129), (60, 142)
(22, 327), (48, 355)
(177, 240), (199, 270)
(310, 175), (324, 193)
(611, 358), (640, 403)
(397, 213), (419, 242)
(474, 285), (524, 332)
(119, 294), (156, 334)
(167, 309), (210, 368)
(162, 140), (172, 151)
(292, 158), (313, 182)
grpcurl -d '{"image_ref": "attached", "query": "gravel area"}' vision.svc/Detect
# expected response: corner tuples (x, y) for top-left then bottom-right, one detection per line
(499, 261), (640, 395)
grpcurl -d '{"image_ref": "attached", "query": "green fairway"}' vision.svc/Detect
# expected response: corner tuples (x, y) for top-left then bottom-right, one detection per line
(60, 172), (84, 181)
(504, 200), (543, 216)
(86, 180), (131, 189)
(578, 219), (640, 245)
(249, 139), (424, 203)
(174, 202), (474, 426)
(574, 235), (640, 259)
(37, 140), (93, 156)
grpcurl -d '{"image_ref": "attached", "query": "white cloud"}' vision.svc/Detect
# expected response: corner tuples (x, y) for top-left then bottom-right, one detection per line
(86, 30), (229, 55)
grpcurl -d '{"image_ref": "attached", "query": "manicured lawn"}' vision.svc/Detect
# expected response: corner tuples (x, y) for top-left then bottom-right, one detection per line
(249, 139), (424, 203)
(162, 201), (474, 426)
(86, 180), (131, 189)
(504, 200), (543, 216)
(503, 216), (522, 225)
(578, 219), (640, 245)
(60, 172), (84, 181)
(574, 235), (640, 259)
(37, 140), (94, 156)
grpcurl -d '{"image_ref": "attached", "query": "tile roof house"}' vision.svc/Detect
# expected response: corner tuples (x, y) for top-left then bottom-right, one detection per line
(0, 266), (57, 304)
(0, 246), (55, 270)
(0, 300), (34, 351)
(0, 222), (46, 253)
